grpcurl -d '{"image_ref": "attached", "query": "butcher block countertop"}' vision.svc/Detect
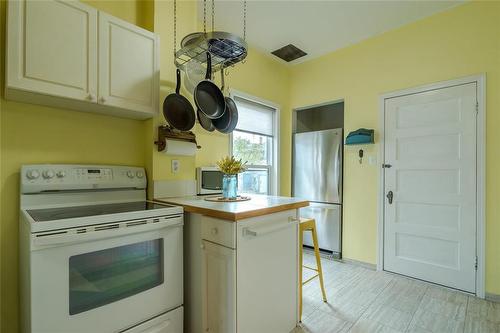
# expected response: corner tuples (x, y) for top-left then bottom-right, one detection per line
(154, 195), (309, 221)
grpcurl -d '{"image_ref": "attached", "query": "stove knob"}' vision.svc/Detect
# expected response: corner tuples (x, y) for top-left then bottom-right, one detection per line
(26, 170), (40, 180)
(56, 171), (66, 178)
(136, 171), (144, 178)
(127, 171), (135, 178)
(42, 170), (55, 179)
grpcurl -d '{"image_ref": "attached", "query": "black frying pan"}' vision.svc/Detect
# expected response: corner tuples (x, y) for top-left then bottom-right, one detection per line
(163, 69), (196, 131)
(197, 108), (215, 132)
(213, 70), (239, 134)
(194, 53), (226, 119)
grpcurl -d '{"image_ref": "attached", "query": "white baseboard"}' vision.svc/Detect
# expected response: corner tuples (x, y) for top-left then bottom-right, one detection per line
(485, 292), (500, 303)
(341, 258), (377, 270)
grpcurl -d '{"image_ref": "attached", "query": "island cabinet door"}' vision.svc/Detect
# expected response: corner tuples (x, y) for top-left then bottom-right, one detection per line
(236, 210), (299, 333)
(201, 240), (236, 333)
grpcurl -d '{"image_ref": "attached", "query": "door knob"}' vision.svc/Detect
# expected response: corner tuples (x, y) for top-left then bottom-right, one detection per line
(386, 191), (393, 204)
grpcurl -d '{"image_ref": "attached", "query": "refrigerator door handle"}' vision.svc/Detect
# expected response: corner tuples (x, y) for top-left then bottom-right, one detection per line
(335, 143), (341, 202)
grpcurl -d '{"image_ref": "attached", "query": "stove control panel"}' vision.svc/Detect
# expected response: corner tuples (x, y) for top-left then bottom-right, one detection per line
(21, 165), (147, 194)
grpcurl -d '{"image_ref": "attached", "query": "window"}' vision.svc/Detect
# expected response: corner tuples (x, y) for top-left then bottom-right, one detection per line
(230, 93), (278, 195)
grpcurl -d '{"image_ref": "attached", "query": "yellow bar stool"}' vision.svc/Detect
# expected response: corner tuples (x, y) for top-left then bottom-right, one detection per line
(299, 217), (327, 321)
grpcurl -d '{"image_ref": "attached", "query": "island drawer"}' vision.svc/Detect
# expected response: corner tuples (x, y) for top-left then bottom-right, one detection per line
(201, 217), (236, 248)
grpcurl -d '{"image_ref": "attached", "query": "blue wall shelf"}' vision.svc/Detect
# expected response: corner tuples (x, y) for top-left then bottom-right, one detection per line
(345, 128), (374, 145)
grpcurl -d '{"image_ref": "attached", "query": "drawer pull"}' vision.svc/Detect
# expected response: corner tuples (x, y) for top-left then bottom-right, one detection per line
(211, 227), (218, 235)
(242, 220), (299, 238)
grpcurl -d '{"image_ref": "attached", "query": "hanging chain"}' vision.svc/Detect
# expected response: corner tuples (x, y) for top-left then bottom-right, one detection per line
(211, 0), (215, 32)
(173, 0), (177, 57)
(243, 0), (247, 41)
(203, 0), (207, 34)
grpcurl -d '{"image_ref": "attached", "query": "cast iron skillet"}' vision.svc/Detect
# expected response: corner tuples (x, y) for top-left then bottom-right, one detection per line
(213, 69), (239, 134)
(163, 69), (196, 131)
(194, 53), (226, 119)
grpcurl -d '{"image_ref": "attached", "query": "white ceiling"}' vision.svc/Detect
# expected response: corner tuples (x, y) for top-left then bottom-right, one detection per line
(196, 0), (464, 65)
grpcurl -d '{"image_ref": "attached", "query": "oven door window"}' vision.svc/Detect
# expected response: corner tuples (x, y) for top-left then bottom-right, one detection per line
(69, 239), (164, 315)
(203, 171), (223, 190)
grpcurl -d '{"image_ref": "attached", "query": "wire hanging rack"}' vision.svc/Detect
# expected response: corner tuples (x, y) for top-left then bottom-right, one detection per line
(174, 0), (248, 74)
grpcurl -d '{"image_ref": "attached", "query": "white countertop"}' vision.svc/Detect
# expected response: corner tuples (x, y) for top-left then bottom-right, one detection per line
(155, 194), (309, 221)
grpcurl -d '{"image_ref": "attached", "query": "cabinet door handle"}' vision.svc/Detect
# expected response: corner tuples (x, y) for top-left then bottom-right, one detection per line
(86, 93), (95, 101)
(99, 96), (106, 103)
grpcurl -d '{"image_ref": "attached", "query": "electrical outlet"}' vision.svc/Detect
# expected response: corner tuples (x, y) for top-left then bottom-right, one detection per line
(171, 159), (180, 173)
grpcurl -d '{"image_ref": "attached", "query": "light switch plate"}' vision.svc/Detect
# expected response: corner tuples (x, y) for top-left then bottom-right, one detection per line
(171, 159), (180, 173)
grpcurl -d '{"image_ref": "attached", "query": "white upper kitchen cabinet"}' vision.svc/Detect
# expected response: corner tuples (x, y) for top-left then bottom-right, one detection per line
(98, 12), (159, 116)
(6, 0), (159, 120)
(6, 0), (98, 101)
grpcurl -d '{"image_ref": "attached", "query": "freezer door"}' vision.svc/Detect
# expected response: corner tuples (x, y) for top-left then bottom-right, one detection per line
(300, 203), (341, 254)
(293, 129), (342, 204)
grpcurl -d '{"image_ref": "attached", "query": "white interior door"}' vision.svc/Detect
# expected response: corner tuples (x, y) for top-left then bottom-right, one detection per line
(383, 83), (477, 293)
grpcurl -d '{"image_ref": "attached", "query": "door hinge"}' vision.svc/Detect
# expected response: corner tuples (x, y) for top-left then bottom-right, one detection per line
(475, 256), (478, 270)
(476, 102), (479, 115)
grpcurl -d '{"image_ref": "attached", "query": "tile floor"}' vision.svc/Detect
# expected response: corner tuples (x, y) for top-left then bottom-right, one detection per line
(293, 253), (500, 333)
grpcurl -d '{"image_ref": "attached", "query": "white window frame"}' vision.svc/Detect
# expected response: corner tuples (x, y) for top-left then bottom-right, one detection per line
(228, 89), (280, 196)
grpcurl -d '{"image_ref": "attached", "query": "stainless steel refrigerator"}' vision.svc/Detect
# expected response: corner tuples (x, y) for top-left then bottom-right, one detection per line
(293, 128), (342, 256)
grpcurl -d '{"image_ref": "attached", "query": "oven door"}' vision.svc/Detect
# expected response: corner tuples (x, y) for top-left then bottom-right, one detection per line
(29, 215), (183, 333)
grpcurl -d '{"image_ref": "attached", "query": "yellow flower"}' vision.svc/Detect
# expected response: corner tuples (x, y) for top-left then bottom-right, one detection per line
(216, 156), (247, 175)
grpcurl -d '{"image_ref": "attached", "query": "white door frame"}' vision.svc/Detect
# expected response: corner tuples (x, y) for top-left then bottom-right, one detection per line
(377, 74), (486, 298)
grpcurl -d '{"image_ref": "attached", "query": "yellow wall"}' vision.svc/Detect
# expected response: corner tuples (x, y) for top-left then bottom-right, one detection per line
(2, 1), (500, 331)
(289, 1), (500, 294)
(0, 2), (153, 331)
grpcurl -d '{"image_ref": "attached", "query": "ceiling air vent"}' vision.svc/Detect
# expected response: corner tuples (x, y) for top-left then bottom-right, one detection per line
(271, 44), (307, 62)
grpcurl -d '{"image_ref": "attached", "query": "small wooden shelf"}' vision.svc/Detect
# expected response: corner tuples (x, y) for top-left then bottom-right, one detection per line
(154, 125), (201, 152)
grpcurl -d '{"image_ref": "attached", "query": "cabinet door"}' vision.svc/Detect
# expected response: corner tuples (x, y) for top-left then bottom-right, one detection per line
(6, 0), (97, 101)
(202, 240), (236, 333)
(236, 210), (299, 333)
(98, 12), (159, 115)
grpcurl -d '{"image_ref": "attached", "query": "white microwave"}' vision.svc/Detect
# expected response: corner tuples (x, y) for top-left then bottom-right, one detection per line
(196, 167), (223, 195)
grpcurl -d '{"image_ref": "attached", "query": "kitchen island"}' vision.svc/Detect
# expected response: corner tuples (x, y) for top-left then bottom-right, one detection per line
(155, 195), (309, 333)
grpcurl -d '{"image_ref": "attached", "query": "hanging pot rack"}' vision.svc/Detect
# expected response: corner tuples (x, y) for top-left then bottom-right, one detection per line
(175, 32), (247, 73)
(174, 0), (248, 74)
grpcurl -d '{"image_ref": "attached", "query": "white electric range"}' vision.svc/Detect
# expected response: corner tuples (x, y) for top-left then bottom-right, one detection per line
(20, 164), (184, 333)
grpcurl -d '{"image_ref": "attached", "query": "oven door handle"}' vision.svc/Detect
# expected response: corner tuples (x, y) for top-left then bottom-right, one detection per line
(32, 217), (183, 247)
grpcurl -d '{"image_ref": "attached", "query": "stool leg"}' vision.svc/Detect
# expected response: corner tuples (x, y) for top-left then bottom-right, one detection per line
(299, 227), (303, 322)
(311, 226), (327, 302)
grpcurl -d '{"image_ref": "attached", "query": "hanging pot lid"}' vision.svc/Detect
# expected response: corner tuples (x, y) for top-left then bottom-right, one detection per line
(181, 32), (204, 48)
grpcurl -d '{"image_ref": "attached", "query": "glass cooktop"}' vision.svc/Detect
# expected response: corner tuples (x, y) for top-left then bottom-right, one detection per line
(27, 201), (174, 222)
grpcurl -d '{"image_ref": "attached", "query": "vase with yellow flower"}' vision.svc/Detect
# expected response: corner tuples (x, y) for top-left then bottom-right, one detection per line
(216, 156), (246, 199)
